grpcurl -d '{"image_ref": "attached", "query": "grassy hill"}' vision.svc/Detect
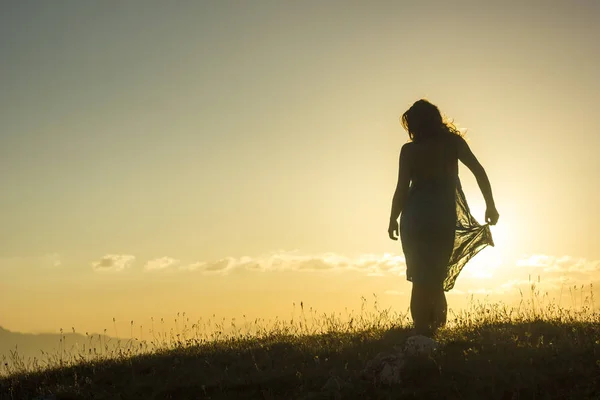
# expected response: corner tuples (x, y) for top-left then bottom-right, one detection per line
(1, 292), (599, 400)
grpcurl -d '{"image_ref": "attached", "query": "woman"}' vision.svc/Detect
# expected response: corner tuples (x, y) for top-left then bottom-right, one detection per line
(388, 99), (499, 337)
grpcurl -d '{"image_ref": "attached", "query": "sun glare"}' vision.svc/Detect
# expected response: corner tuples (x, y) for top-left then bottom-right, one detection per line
(464, 247), (503, 280)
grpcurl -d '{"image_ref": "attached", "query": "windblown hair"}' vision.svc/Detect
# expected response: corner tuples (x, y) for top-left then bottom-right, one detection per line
(401, 99), (464, 142)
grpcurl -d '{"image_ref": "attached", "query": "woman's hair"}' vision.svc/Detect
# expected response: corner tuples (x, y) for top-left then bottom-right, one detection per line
(401, 99), (463, 142)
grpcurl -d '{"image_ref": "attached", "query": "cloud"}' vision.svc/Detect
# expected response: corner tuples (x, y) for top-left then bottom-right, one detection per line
(499, 279), (531, 290)
(488, 254), (600, 295)
(91, 254), (135, 272)
(144, 257), (179, 271)
(179, 262), (206, 272)
(203, 258), (233, 273)
(85, 251), (600, 299)
(516, 254), (555, 269)
(515, 254), (600, 274)
(0, 253), (62, 269)
(39, 253), (62, 268)
(180, 251), (407, 276)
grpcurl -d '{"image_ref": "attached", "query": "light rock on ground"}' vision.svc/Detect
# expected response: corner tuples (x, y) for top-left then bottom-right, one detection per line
(361, 335), (440, 385)
(403, 335), (439, 357)
(361, 347), (405, 385)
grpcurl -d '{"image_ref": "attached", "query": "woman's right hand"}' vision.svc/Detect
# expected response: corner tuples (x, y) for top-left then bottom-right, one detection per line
(388, 218), (399, 240)
(485, 206), (499, 225)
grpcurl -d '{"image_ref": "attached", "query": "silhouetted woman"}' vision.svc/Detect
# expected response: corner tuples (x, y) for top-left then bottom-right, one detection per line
(388, 99), (499, 337)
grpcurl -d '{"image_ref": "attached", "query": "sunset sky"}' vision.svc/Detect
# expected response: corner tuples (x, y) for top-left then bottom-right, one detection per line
(1, 1), (599, 336)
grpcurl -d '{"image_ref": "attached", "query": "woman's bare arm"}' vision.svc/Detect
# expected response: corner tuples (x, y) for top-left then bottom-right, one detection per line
(388, 143), (412, 238)
(456, 136), (499, 224)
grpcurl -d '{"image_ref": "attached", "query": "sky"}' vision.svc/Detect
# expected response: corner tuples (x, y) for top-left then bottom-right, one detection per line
(1, 0), (599, 336)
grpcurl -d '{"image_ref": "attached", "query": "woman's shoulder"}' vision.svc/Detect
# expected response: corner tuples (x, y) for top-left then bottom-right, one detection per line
(447, 132), (466, 145)
(401, 141), (414, 150)
(400, 141), (415, 156)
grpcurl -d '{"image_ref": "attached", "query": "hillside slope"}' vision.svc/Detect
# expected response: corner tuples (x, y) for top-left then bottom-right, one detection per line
(1, 317), (599, 400)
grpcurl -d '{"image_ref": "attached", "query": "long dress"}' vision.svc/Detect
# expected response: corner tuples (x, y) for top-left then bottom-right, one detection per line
(400, 176), (494, 291)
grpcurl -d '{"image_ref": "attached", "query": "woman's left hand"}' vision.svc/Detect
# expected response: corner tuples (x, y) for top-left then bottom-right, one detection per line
(388, 219), (399, 240)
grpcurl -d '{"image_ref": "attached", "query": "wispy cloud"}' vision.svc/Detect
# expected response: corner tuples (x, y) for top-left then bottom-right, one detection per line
(179, 251), (407, 276)
(144, 257), (179, 271)
(40, 253), (62, 268)
(515, 254), (600, 274)
(470, 254), (600, 296)
(178, 262), (206, 272)
(498, 279), (533, 291)
(0, 253), (62, 269)
(91, 254), (135, 272)
(516, 254), (555, 269)
(86, 251), (600, 299)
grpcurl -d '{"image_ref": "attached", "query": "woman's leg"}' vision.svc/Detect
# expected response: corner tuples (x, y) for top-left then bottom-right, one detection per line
(432, 289), (447, 333)
(411, 283), (434, 336)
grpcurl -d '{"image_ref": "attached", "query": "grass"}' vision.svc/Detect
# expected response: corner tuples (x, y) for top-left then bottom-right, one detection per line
(1, 284), (599, 400)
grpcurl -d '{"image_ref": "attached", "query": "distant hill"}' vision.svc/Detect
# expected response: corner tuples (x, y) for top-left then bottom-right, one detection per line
(0, 326), (129, 371)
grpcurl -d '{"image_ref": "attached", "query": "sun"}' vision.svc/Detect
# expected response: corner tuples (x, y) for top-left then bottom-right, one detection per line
(464, 247), (503, 280)
(489, 222), (508, 248)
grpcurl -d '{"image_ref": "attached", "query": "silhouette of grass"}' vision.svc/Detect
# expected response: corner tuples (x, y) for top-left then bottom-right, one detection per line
(1, 284), (599, 399)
